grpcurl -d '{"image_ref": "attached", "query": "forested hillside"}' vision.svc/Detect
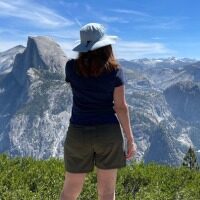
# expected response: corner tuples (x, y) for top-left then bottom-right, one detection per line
(0, 154), (200, 200)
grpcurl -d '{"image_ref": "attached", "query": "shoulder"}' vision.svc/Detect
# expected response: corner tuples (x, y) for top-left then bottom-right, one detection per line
(65, 58), (75, 67)
(115, 66), (124, 75)
(113, 66), (125, 86)
(104, 66), (124, 78)
(65, 59), (76, 74)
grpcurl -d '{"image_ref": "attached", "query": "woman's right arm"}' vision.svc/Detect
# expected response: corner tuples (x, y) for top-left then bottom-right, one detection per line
(113, 85), (137, 159)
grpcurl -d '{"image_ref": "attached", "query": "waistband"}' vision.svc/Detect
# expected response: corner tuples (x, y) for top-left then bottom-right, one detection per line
(69, 122), (120, 130)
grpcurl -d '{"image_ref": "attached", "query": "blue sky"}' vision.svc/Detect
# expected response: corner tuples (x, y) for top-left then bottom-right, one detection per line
(0, 0), (200, 60)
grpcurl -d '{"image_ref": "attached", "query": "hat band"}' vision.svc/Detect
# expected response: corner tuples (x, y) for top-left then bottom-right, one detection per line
(85, 40), (91, 47)
(81, 34), (104, 47)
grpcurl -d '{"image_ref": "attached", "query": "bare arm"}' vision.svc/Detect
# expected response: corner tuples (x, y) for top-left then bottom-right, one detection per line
(113, 85), (137, 159)
(113, 85), (133, 140)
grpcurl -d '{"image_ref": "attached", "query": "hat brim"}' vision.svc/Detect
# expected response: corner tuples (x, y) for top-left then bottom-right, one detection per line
(72, 35), (118, 52)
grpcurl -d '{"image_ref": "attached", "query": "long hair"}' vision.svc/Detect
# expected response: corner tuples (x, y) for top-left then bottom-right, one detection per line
(74, 45), (119, 77)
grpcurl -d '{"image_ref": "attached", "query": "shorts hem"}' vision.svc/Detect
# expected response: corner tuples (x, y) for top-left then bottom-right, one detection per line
(95, 163), (126, 170)
(65, 168), (94, 173)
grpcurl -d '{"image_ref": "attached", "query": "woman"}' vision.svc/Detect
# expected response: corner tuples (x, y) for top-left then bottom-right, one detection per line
(60, 23), (137, 200)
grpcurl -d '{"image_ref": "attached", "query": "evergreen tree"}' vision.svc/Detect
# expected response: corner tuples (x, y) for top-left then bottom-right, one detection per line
(182, 146), (199, 170)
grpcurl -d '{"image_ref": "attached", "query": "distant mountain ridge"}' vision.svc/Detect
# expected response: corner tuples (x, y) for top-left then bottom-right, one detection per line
(119, 58), (199, 90)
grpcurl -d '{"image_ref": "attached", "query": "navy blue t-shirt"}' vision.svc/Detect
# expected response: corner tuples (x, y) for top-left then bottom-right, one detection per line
(65, 59), (125, 125)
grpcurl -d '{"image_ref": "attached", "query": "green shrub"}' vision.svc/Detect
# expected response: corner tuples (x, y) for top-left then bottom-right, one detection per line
(0, 154), (200, 200)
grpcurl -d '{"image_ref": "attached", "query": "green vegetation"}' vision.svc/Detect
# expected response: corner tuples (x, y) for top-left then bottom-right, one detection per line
(0, 154), (200, 200)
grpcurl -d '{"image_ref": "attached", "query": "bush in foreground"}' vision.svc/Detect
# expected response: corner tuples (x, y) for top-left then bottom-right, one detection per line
(0, 154), (200, 200)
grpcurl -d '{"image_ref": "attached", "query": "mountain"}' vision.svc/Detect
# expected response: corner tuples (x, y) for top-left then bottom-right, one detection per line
(119, 58), (199, 90)
(122, 70), (181, 165)
(118, 59), (200, 164)
(0, 36), (70, 158)
(163, 81), (200, 160)
(0, 38), (200, 165)
(0, 45), (25, 75)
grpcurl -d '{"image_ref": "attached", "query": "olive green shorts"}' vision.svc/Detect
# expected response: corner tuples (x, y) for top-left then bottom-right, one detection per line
(64, 123), (126, 173)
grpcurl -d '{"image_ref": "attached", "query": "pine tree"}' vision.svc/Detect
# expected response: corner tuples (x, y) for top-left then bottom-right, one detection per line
(182, 146), (199, 170)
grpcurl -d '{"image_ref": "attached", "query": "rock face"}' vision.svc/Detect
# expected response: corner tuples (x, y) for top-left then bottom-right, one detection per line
(164, 81), (200, 122)
(1, 38), (200, 165)
(0, 36), (71, 158)
(11, 36), (67, 86)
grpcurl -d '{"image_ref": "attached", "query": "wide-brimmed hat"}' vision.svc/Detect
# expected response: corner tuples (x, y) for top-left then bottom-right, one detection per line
(72, 23), (118, 52)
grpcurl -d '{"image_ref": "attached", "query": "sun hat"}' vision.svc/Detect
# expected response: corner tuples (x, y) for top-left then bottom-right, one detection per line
(72, 23), (118, 52)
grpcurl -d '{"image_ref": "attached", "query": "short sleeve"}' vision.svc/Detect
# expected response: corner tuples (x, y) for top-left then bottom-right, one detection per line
(65, 60), (72, 83)
(114, 67), (125, 87)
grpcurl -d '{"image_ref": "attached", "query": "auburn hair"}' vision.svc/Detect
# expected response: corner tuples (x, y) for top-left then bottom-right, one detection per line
(74, 45), (119, 77)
